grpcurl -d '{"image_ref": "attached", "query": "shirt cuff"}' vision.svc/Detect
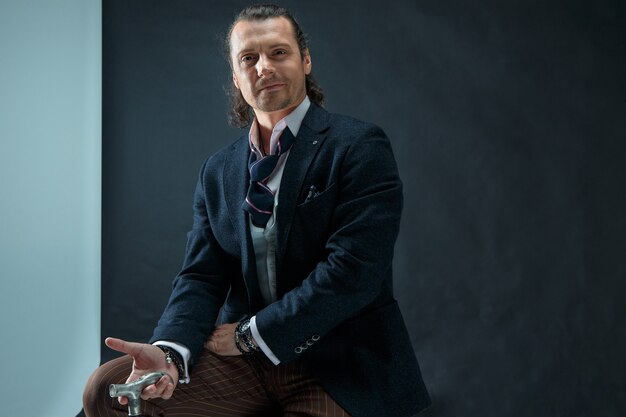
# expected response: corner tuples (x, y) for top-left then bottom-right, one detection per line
(152, 340), (191, 383)
(250, 315), (280, 365)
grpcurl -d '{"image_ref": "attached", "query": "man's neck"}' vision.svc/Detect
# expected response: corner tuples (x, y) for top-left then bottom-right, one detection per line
(254, 99), (303, 148)
(255, 110), (292, 148)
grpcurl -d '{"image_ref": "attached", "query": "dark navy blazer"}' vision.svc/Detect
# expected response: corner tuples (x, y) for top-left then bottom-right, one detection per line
(150, 104), (431, 416)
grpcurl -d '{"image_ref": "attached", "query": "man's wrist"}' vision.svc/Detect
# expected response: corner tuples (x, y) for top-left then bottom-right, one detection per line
(156, 345), (184, 382)
(152, 341), (191, 383)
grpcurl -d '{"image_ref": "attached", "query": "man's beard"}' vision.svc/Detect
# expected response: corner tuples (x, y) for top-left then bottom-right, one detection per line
(254, 93), (294, 112)
(253, 78), (304, 112)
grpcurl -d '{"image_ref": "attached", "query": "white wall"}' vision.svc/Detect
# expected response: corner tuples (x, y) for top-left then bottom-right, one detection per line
(0, 1), (101, 415)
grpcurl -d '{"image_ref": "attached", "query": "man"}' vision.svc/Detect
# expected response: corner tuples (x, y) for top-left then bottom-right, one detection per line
(83, 4), (430, 417)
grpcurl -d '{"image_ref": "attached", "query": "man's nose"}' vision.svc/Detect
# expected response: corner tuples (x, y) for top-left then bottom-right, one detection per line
(256, 55), (275, 78)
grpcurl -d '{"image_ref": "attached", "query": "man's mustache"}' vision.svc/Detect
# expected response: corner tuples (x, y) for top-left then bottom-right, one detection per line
(256, 78), (286, 91)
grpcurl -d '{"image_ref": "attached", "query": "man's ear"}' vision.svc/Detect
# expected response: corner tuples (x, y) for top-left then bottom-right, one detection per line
(302, 49), (312, 75)
(232, 71), (240, 89)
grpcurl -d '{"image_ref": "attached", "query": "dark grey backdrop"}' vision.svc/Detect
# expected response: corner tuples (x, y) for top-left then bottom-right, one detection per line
(97, 1), (626, 416)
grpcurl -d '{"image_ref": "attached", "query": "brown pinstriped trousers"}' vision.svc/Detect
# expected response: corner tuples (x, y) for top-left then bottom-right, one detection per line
(83, 348), (350, 417)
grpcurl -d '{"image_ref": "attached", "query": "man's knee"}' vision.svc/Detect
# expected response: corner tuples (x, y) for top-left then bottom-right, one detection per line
(83, 356), (131, 416)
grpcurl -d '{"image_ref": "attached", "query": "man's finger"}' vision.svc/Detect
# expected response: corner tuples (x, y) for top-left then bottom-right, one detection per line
(161, 382), (176, 400)
(105, 337), (144, 357)
(156, 375), (174, 398)
(206, 340), (218, 353)
(140, 383), (158, 401)
(140, 376), (172, 401)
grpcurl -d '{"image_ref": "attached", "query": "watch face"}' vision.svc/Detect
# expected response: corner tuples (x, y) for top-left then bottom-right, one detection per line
(240, 320), (250, 333)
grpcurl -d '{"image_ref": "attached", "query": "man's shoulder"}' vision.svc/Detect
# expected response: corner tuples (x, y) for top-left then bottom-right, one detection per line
(306, 104), (387, 143)
(195, 133), (247, 180)
(218, 134), (248, 154)
(328, 112), (383, 135)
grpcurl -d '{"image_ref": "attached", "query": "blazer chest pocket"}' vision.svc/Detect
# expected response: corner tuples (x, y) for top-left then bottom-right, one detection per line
(296, 182), (337, 211)
(294, 182), (337, 241)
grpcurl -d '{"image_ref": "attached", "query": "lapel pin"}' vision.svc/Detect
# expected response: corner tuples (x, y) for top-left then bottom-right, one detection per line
(312, 140), (318, 145)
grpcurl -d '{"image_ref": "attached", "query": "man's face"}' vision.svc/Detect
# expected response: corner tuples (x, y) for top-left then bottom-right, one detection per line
(229, 17), (312, 116)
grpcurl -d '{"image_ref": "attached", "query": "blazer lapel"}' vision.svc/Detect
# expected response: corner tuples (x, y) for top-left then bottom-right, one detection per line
(276, 105), (330, 275)
(223, 137), (264, 313)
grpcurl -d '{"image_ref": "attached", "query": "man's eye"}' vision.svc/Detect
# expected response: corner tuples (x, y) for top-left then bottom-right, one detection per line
(274, 50), (286, 55)
(241, 55), (256, 63)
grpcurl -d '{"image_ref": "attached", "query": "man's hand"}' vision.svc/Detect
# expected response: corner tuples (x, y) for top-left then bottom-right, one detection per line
(105, 337), (178, 404)
(205, 323), (241, 356)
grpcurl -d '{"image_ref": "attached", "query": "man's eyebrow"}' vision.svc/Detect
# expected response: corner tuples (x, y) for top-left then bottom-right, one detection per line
(236, 48), (256, 57)
(268, 43), (292, 49)
(236, 43), (294, 56)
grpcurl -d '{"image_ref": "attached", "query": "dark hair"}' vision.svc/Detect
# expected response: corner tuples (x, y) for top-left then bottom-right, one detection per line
(224, 4), (324, 127)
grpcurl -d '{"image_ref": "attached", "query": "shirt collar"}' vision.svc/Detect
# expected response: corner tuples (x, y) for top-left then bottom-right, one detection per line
(248, 96), (311, 157)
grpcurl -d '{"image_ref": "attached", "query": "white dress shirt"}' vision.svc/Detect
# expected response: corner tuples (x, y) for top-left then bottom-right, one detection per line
(248, 96), (311, 365)
(155, 96), (311, 381)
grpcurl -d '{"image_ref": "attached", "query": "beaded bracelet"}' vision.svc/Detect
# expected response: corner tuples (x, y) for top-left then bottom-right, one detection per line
(156, 345), (185, 382)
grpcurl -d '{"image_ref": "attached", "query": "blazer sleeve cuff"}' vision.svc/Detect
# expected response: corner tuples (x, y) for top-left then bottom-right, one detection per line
(250, 315), (281, 365)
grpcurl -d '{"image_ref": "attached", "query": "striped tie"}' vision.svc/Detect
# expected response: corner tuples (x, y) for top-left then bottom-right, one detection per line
(242, 127), (295, 227)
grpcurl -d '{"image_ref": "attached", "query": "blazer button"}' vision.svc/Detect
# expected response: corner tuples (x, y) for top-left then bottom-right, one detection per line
(312, 334), (320, 341)
(295, 347), (303, 354)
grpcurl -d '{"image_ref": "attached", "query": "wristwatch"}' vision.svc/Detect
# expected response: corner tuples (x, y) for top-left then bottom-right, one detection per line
(235, 318), (259, 356)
